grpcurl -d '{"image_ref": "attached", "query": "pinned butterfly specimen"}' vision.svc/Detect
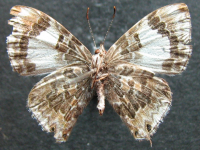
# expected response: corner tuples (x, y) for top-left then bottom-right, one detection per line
(7, 3), (192, 143)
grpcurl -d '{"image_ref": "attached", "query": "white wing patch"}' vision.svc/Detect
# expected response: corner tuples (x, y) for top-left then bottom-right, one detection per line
(7, 5), (92, 76)
(106, 3), (192, 74)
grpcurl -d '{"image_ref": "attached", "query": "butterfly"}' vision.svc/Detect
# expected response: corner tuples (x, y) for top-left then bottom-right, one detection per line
(6, 3), (192, 143)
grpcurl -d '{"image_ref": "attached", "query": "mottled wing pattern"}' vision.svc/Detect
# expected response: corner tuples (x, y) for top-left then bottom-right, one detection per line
(105, 3), (192, 74)
(28, 63), (95, 142)
(6, 3), (192, 143)
(105, 62), (171, 140)
(7, 5), (92, 76)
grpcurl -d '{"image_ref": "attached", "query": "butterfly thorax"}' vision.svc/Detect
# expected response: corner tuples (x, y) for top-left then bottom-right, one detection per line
(91, 44), (108, 115)
(92, 44), (106, 70)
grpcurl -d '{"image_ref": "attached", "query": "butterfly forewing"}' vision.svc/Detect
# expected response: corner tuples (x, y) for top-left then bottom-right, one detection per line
(7, 5), (92, 76)
(28, 63), (94, 142)
(106, 3), (192, 75)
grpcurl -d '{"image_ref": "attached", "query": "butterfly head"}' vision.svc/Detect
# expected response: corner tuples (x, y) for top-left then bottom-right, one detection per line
(92, 44), (106, 69)
(94, 44), (106, 55)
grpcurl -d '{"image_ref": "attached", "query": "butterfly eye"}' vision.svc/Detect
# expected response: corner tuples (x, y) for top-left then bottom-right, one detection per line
(95, 49), (100, 54)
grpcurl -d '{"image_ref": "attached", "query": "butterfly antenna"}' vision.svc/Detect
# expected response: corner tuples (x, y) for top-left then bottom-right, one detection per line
(103, 6), (116, 44)
(86, 7), (97, 48)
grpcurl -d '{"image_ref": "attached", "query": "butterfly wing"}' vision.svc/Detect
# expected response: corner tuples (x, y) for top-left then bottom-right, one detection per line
(105, 62), (171, 141)
(28, 63), (95, 142)
(7, 5), (92, 76)
(105, 3), (192, 75)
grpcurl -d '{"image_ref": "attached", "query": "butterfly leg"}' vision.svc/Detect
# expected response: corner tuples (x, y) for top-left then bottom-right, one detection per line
(95, 73), (109, 81)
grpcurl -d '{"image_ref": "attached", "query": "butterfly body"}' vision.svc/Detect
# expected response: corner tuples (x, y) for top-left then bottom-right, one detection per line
(7, 3), (192, 143)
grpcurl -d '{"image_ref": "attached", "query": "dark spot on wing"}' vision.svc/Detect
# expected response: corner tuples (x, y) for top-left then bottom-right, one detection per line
(147, 124), (151, 132)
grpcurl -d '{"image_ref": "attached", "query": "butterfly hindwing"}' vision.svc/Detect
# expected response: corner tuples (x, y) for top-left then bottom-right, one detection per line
(105, 62), (172, 140)
(28, 63), (95, 142)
